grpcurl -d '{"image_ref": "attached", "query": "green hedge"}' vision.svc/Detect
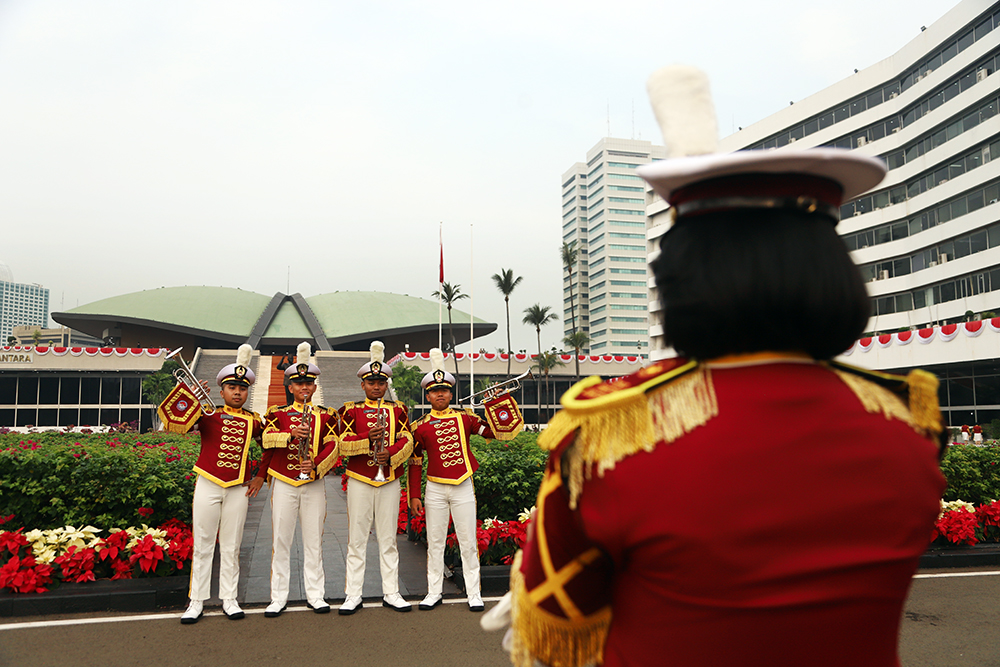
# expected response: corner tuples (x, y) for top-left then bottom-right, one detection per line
(0, 433), (261, 530)
(940, 443), (1000, 505)
(470, 432), (547, 520)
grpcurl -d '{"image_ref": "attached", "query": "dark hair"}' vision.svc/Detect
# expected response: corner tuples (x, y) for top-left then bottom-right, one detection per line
(652, 209), (870, 360)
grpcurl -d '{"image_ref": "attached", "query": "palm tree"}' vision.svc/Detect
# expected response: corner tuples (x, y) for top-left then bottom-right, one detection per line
(522, 304), (557, 361)
(491, 268), (524, 377)
(533, 350), (565, 422)
(561, 241), (578, 337)
(563, 331), (590, 380)
(431, 281), (469, 401)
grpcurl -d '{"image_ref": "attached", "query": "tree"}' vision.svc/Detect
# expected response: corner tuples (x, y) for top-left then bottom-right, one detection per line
(5, 336), (15, 345)
(491, 268), (524, 377)
(389, 363), (423, 409)
(522, 303), (557, 361)
(533, 350), (565, 422)
(431, 281), (469, 402)
(563, 330), (590, 380)
(31, 329), (41, 346)
(141, 359), (181, 431)
(561, 241), (579, 337)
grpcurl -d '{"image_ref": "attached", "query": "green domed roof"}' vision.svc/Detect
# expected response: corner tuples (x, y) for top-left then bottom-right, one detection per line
(53, 286), (494, 353)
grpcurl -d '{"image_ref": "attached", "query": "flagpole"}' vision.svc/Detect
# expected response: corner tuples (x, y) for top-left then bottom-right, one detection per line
(469, 223), (474, 399)
(438, 222), (443, 350)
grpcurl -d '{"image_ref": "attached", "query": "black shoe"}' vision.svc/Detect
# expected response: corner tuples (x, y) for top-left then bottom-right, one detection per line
(264, 602), (287, 618)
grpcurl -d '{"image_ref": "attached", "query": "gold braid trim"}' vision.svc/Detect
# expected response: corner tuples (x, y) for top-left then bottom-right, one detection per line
(338, 438), (371, 456)
(262, 432), (289, 450)
(163, 422), (190, 434)
(541, 367), (717, 509)
(509, 551), (612, 667)
(390, 432), (415, 470)
(316, 449), (338, 479)
(906, 369), (943, 438)
(833, 368), (914, 428)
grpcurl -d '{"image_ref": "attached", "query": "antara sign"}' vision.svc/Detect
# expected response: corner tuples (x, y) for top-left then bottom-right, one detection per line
(0, 351), (32, 364)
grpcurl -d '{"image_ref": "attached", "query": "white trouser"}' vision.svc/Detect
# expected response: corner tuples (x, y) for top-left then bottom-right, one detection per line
(425, 478), (479, 597)
(270, 478), (327, 603)
(189, 476), (249, 601)
(345, 477), (401, 597)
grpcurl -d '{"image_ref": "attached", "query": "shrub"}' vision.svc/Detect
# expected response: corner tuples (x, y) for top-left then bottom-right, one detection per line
(939, 443), (1000, 505)
(0, 432), (261, 530)
(471, 432), (547, 521)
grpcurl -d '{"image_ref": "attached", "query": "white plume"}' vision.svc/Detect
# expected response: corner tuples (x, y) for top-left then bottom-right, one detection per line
(430, 347), (445, 372)
(370, 340), (385, 364)
(236, 344), (253, 367)
(647, 65), (718, 159)
(296, 341), (311, 365)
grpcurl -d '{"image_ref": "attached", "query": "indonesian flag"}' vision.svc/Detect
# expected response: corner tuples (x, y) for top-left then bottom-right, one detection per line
(439, 225), (445, 283)
(483, 394), (525, 441)
(157, 383), (202, 433)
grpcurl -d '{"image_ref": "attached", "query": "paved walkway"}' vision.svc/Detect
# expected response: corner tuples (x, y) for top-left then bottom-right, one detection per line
(201, 475), (461, 607)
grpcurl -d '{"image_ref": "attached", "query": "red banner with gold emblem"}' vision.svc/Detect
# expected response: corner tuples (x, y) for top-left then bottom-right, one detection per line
(157, 383), (202, 433)
(483, 394), (524, 441)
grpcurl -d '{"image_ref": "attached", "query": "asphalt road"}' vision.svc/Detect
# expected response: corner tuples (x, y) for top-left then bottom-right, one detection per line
(2, 568), (998, 667)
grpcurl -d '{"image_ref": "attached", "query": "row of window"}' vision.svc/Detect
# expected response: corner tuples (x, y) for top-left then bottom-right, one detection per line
(749, 10), (1000, 150)
(0, 408), (149, 429)
(609, 197), (643, 204)
(610, 232), (644, 239)
(881, 94), (1000, 173)
(609, 185), (643, 192)
(872, 266), (1000, 316)
(845, 176), (1000, 252)
(0, 375), (145, 405)
(609, 292), (646, 299)
(861, 221), (1000, 282)
(610, 280), (645, 286)
(609, 208), (644, 216)
(841, 137), (999, 222)
(824, 54), (998, 155)
(607, 162), (640, 169)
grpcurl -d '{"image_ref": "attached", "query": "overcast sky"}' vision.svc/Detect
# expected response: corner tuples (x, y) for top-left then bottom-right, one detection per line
(0, 0), (953, 354)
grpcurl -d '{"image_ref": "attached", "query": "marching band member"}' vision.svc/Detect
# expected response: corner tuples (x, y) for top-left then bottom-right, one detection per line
(260, 342), (340, 617)
(336, 341), (414, 615)
(409, 348), (522, 612)
(158, 344), (266, 624)
(499, 66), (947, 667)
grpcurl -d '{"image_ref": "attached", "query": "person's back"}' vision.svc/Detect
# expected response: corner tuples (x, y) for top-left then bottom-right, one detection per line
(571, 358), (944, 666)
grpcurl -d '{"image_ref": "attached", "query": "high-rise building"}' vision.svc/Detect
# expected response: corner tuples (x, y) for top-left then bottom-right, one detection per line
(562, 138), (666, 356)
(649, 0), (1000, 364)
(0, 261), (49, 343)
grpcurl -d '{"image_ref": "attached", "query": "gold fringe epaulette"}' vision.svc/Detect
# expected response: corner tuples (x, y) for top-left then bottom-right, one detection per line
(828, 361), (943, 439)
(316, 448), (338, 478)
(390, 432), (415, 470)
(539, 360), (718, 508)
(509, 550), (612, 667)
(338, 438), (371, 456)
(262, 432), (289, 450)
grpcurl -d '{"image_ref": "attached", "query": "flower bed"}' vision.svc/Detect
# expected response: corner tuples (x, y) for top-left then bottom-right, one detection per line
(932, 499), (1000, 546)
(0, 520), (192, 594)
(407, 506), (533, 566)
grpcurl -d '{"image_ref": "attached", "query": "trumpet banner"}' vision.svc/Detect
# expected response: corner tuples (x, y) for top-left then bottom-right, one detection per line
(157, 383), (202, 433)
(483, 394), (524, 441)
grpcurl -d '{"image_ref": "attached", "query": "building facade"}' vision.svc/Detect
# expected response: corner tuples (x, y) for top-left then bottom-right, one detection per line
(648, 0), (1000, 426)
(0, 261), (49, 344)
(562, 138), (665, 356)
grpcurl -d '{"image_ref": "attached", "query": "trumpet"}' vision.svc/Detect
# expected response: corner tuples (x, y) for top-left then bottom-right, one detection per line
(371, 398), (388, 482)
(166, 347), (217, 416)
(460, 369), (533, 406)
(296, 402), (313, 481)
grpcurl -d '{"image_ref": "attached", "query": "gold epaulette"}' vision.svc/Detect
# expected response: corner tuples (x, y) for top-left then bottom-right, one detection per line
(411, 414), (431, 428)
(827, 361), (943, 439)
(463, 408), (477, 418)
(539, 359), (716, 508)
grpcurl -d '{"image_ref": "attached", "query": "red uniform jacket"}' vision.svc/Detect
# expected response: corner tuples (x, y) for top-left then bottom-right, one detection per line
(191, 406), (265, 487)
(261, 402), (339, 485)
(338, 399), (414, 487)
(408, 408), (495, 490)
(512, 356), (947, 667)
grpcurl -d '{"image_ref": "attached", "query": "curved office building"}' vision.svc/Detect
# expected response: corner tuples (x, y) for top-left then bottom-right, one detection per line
(648, 0), (1000, 425)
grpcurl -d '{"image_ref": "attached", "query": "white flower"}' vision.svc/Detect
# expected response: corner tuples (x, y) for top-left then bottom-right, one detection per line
(518, 507), (536, 523)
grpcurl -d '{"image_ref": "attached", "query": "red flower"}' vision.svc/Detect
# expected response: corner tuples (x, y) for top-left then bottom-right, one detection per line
(976, 500), (1000, 528)
(0, 515), (14, 527)
(97, 530), (131, 562)
(137, 507), (154, 518)
(0, 529), (29, 556)
(167, 533), (193, 569)
(129, 534), (165, 573)
(0, 555), (54, 593)
(934, 509), (981, 546)
(110, 558), (133, 580)
(54, 546), (97, 584)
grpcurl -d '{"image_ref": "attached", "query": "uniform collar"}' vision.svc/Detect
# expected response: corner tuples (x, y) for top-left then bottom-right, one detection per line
(704, 351), (813, 369)
(291, 401), (314, 411)
(364, 398), (386, 408)
(430, 408), (456, 418)
(221, 405), (246, 416)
